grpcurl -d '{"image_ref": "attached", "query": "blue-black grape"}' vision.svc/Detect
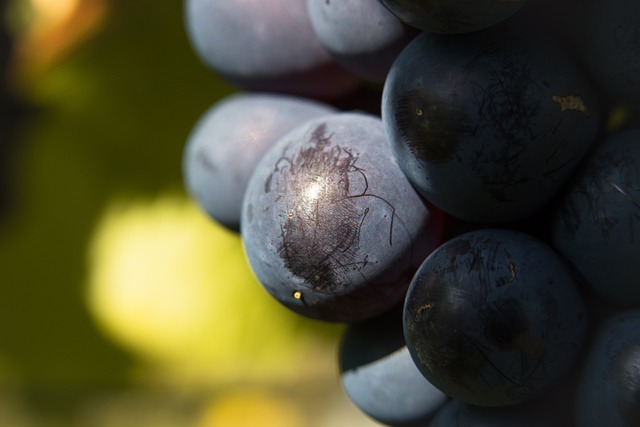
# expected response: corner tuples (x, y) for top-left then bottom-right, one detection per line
(182, 92), (336, 231)
(183, 0), (361, 100)
(339, 305), (448, 427)
(574, 309), (640, 427)
(382, 20), (602, 223)
(378, 0), (530, 34)
(403, 228), (588, 407)
(305, 0), (417, 83)
(241, 112), (445, 322)
(551, 128), (640, 306)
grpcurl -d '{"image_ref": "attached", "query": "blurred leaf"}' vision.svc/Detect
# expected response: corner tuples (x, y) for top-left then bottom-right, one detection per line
(86, 193), (341, 386)
(0, 0), (233, 389)
(197, 388), (305, 427)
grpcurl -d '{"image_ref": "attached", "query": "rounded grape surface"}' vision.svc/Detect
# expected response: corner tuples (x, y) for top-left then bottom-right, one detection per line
(183, 92), (336, 231)
(339, 305), (448, 427)
(382, 21), (602, 223)
(378, 0), (530, 34)
(574, 309), (640, 427)
(184, 0), (360, 99)
(241, 112), (444, 322)
(306, 0), (417, 83)
(403, 228), (588, 406)
(552, 128), (640, 306)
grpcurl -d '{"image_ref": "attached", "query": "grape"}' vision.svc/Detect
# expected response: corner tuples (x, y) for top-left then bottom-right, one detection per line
(182, 92), (336, 231)
(378, 0), (530, 34)
(183, 0), (361, 99)
(403, 228), (588, 407)
(551, 128), (640, 306)
(339, 305), (448, 427)
(305, 0), (417, 83)
(382, 20), (602, 223)
(574, 309), (640, 427)
(241, 112), (444, 322)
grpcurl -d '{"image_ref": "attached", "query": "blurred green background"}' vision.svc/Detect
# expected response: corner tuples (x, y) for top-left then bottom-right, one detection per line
(0, 1), (383, 425)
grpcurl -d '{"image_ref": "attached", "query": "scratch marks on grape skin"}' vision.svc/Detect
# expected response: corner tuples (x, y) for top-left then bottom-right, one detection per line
(609, 181), (640, 211)
(469, 48), (544, 202)
(559, 142), (639, 241)
(265, 123), (398, 293)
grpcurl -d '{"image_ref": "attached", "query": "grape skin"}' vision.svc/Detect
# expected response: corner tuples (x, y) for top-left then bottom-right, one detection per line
(241, 112), (444, 323)
(184, 0), (360, 99)
(183, 92), (336, 231)
(552, 128), (640, 306)
(574, 310), (640, 427)
(378, 0), (530, 34)
(382, 20), (602, 223)
(306, 0), (417, 83)
(339, 305), (448, 427)
(403, 228), (588, 407)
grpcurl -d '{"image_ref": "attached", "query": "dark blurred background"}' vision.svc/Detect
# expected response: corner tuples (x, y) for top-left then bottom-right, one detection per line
(0, 1), (382, 425)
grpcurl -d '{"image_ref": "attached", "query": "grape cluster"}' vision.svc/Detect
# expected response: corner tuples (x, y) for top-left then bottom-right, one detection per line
(182, 0), (640, 426)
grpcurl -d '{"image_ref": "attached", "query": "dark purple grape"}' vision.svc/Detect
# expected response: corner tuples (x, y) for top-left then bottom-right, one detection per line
(184, 0), (361, 100)
(551, 128), (640, 306)
(339, 305), (448, 427)
(382, 21), (602, 223)
(574, 309), (640, 427)
(378, 0), (530, 34)
(241, 112), (445, 322)
(305, 0), (417, 83)
(403, 228), (588, 407)
(182, 92), (336, 231)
